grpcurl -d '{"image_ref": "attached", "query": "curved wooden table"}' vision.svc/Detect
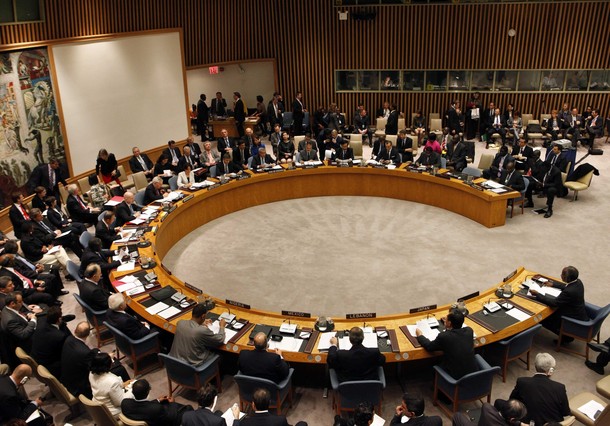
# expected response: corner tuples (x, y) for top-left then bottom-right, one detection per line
(111, 166), (549, 363)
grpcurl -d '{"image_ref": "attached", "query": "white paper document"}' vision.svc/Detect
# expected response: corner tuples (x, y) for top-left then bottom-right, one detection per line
(506, 308), (530, 322)
(126, 286), (145, 296)
(57, 230), (72, 238)
(117, 261), (136, 272)
(158, 306), (181, 319)
(578, 399), (605, 421)
(145, 302), (169, 315)
(105, 199), (121, 206)
(208, 321), (238, 344)
(371, 414), (386, 425)
(47, 245), (62, 254)
(268, 336), (302, 352)
(527, 282), (561, 297)
(317, 332), (336, 351)
(222, 407), (246, 426)
(483, 180), (503, 189)
(339, 332), (378, 349)
(191, 180), (215, 188)
(165, 191), (183, 201)
(116, 279), (142, 293)
(407, 320), (440, 341)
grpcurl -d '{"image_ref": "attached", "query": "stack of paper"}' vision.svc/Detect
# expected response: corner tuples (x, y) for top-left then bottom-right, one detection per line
(208, 321), (238, 344)
(578, 400), (605, 421)
(407, 319), (440, 341)
(317, 332), (336, 351)
(221, 407), (246, 426)
(506, 308), (530, 322)
(145, 302), (169, 315)
(268, 336), (302, 352)
(117, 261), (136, 272)
(165, 191), (183, 201)
(191, 180), (215, 188)
(527, 282), (561, 297)
(339, 331), (378, 349)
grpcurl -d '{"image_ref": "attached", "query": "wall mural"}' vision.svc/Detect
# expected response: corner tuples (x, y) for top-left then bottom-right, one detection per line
(0, 48), (66, 208)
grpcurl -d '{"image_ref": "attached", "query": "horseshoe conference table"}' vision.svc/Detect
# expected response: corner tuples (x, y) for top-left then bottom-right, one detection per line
(110, 165), (549, 364)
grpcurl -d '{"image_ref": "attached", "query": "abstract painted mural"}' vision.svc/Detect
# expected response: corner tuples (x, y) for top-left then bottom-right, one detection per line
(0, 48), (66, 208)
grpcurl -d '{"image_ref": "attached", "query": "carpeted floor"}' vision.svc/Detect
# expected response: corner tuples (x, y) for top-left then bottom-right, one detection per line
(26, 136), (610, 426)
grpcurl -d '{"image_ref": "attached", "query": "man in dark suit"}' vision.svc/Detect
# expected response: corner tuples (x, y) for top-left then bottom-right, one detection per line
(45, 196), (86, 236)
(0, 248), (60, 305)
(524, 150), (546, 209)
(217, 128), (235, 156)
(238, 332), (290, 383)
(385, 104), (399, 135)
(96, 210), (121, 249)
(216, 153), (241, 176)
(144, 177), (166, 205)
(486, 108), (507, 147)
(495, 353), (570, 426)
(376, 139), (400, 165)
(66, 184), (100, 225)
(452, 400), (527, 426)
(233, 91), (246, 138)
(0, 364), (47, 425)
(30, 305), (71, 378)
(354, 108), (372, 144)
(121, 379), (191, 426)
(499, 161), (525, 192)
(8, 192), (31, 239)
(115, 191), (142, 227)
(163, 140), (182, 173)
(292, 91), (306, 136)
(538, 163), (563, 218)
(182, 383), (238, 426)
(196, 94), (209, 138)
(390, 392), (442, 426)
(483, 145), (514, 180)
(1, 292), (37, 353)
(416, 310), (477, 379)
(129, 146), (154, 179)
(396, 130), (414, 163)
(106, 293), (151, 340)
(376, 101), (391, 119)
(233, 388), (290, 426)
(267, 94), (284, 132)
(211, 91), (227, 117)
(299, 140), (319, 162)
(27, 158), (67, 201)
(327, 327), (385, 383)
(79, 237), (121, 290)
(585, 109), (603, 148)
(480, 101), (496, 146)
(30, 208), (83, 258)
(178, 145), (201, 173)
(78, 264), (110, 311)
(251, 147), (276, 170)
(530, 266), (588, 342)
(233, 139), (251, 169)
(332, 140), (354, 162)
(545, 143), (568, 172)
(511, 139), (534, 171)
(185, 135), (202, 158)
(446, 137), (468, 172)
(564, 107), (582, 147)
(415, 146), (442, 168)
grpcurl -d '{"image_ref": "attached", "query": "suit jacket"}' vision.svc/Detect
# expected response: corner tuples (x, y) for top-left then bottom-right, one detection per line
(106, 309), (150, 340)
(234, 98), (246, 123)
(115, 200), (142, 227)
(233, 147), (251, 168)
(511, 145), (534, 162)
(211, 98), (227, 116)
(390, 414), (442, 426)
(251, 154), (276, 169)
(144, 183), (164, 205)
(178, 154), (201, 173)
(66, 194), (93, 223)
(163, 147), (182, 164)
(269, 132), (283, 148)
(96, 220), (120, 249)
(216, 161), (241, 175)
(586, 116), (603, 136)
(61, 335), (97, 398)
(292, 98), (304, 120)
(449, 141), (468, 164)
(201, 149), (222, 166)
(327, 343), (385, 382)
(376, 147), (400, 164)
(78, 278), (110, 311)
(169, 319), (224, 366)
(397, 136), (414, 162)
(385, 110), (399, 135)
(545, 152), (567, 172)
(121, 398), (175, 426)
(542, 165), (564, 193)
(32, 218), (60, 244)
(217, 137), (235, 155)
(30, 316), (71, 377)
(332, 147), (354, 161)
(0, 307), (36, 352)
(417, 327), (478, 379)
(46, 207), (70, 229)
(509, 374), (570, 426)
(234, 412), (289, 426)
(299, 149), (319, 162)
(489, 153), (514, 177)
(415, 152), (442, 168)
(481, 108), (496, 129)
(238, 348), (290, 383)
(354, 113), (370, 131)
(8, 204), (29, 239)
(499, 169), (525, 192)
(267, 102), (283, 127)
(19, 233), (48, 263)
(478, 402), (511, 426)
(28, 163), (67, 194)
(488, 115), (506, 130)
(129, 153), (154, 174)
(535, 279), (588, 320)
(0, 375), (40, 423)
(79, 248), (120, 277)
(182, 408), (228, 426)
(186, 142), (202, 157)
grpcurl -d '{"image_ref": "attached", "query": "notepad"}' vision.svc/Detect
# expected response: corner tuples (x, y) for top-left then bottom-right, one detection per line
(317, 332), (336, 351)
(158, 306), (181, 319)
(578, 399), (605, 421)
(371, 414), (386, 425)
(339, 332), (378, 349)
(407, 320), (440, 341)
(145, 302), (169, 315)
(208, 321), (238, 344)
(268, 336), (302, 352)
(506, 308), (530, 322)
(117, 261), (136, 272)
(221, 407), (246, 426)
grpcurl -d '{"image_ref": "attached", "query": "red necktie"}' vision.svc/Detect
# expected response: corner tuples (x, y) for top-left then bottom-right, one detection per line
(13, 269), (33, 288)
(77, 196), (87, 210)
(19, 205), (30, 220)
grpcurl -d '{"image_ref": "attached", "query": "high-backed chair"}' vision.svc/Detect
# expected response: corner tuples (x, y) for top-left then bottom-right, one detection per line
(67, 260), (82, 282)
(104, 322), (161, 376)
(168, 175), (178, 191)
(73, 293), (112, 347)
(79, 231), (93, 250)
(429, 118), (443, 137)
(131, 172), (149, 191)
(37, 364), (81, 420)
(15, 347), (42, 382)
(557, 302), (610, 358)
(483, 324), (541, 382)
(119, 413), (148, 426)
(596, 375), (610, 399)
(477, 153), (495, 173)
(117, 165), (135, 190)
(78, 176), (92, 200)
(564, 170), (594, 201)
(374, 118), (387, 137)
(79, 394), (122, 426)
(134, 189), (146, 206)
(329, 366), (385, 416)
(462, 166), (482, 177)
(351, 138), (363, 160)
(397, 118), (406, 131)
(508, 178), (529, 218)
(522, 113), (533, 128)
(234, 368), (294, 415)
(433, 354), (500, 418)
(293, 135), (305, 152)
(158, 353), (221, 396)
(428, 112), (440, 128)
(58, 184), (70, 205)
(569, 392), (610, 426)
(281, 111), (293, 132)
(525, 119), (545, 145)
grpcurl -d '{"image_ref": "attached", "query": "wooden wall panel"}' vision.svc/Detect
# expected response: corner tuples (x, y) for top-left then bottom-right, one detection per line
(1, 0), (609, 123)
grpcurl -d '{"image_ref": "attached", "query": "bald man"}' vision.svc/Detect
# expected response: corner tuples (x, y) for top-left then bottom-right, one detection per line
(0, 364), (47, 425)
(115, 191), (142, 227)
(237, 332), (290, 383)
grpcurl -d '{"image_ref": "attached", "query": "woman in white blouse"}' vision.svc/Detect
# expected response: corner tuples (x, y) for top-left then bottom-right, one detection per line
(89, 352), (133, 417)
(177, 163), (196, 188)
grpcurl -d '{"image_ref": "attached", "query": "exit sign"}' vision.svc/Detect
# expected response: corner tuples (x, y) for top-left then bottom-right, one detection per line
(209, 66), (219, 75)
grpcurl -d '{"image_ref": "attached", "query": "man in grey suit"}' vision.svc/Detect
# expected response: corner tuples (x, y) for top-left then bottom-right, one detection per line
(299, 141), (319, 162)
(1, 292), (37, 354)
(169, 303), (226, 366)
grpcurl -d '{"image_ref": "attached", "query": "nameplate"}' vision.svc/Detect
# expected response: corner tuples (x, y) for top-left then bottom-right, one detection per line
(346, 312), (376, 319)
(281, 310), (311, 318)
(184, 282), (202, 294)
(236, 174), (251, 180)
(457, 291), (479, 302)
(152, 226), (157, 235)
(182, 195), (194, 203)
(159, 212), (168, 222)
(337, 163), (351, 168)
(409, 304), (437, 314)
(168, 205), (177, 213)
(303, 164), (317, 169)
(267, 169), (284, 174)
(160, 263), (171, 275)
(434, 174), (451, 179)
(226, 299), (250, 309)
(373, 165), (386, 169)
(503, 269), (518, 283)
(207, 183), (220, 190)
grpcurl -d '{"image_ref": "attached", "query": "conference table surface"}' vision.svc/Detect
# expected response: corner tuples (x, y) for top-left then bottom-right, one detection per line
(110, 164), (541, 364)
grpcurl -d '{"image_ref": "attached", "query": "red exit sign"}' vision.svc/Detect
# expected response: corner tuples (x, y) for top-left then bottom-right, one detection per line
(209, 66), (219, 75)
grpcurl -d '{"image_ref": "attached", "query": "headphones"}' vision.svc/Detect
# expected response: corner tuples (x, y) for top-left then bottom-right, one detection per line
(548, 366), (555, 375)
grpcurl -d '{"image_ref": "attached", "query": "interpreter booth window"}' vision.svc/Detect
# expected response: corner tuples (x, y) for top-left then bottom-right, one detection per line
(402, 71), (425, 91)
(541, 70), (565, 91)
(336, 71), (357, 91)
(426, 71), (447, 91)
(471, 71), (494, 91)
(0, 0), (42, 23)
(447, 71), (470, 91)
(589, 70), (610, 91)
(380, 70), (400, 90)
(517, 71), (541, 91)
(565, 71), (589, 91)
(495, 71), (517, 91)
(358, 71), (379, 91)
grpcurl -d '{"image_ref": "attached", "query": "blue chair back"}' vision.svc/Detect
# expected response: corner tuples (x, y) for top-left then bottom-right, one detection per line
(103, 321), (159, 356)
(281, 112), (293, 131)
(463, 166), (482, 177)
(209, 165), (217, 178)
(66, 260), (82, 281)
(158, 353), (199, 389)
(587, 303), (610, 337)
(79, 231), (93, 249)
(234, 368), (293, 411)
(168, 175), (178, 191)
(504, 324), (541, 359)
(73, 293), (106, 321)
(336, 380), (384, 410)
(134, 189), (146, 206)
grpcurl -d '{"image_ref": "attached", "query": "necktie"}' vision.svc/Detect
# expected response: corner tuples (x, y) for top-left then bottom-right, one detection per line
(171, 149), (178, 162)
(224, 138), (228, 148)
(187, 156), (192, 166)
(342, 150), (346, 159)
(520, 147), (524, 155)
(49, 166), (55, 188)
(18, 205), (30, 220)
(76, 196), (87, 210)
(128, 203), (134, 215)
(505, 172), (513, 185)
(551, 155), (557, 166)
(40, 220), (52, 234)
(12, 269), (33, 288)
(16, 255), (35, 271)
(306, 152), (310, 160)
(138, 156), (148, 171)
